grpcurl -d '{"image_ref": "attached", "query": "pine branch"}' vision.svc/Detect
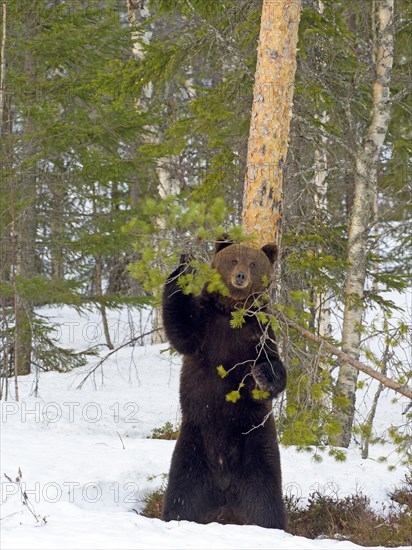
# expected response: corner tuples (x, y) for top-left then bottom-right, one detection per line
(294, 115), (357, 159)
(185, 0), (254, 79)
(275, 311), (412, 400)
(390, 85), (412, 104)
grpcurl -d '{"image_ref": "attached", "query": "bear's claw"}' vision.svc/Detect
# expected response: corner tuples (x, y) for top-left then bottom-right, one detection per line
(251, 362), (284, 397)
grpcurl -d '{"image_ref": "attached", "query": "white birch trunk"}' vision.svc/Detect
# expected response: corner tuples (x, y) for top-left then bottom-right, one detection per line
(127, 1), (180, 344)
(334, 0), (394, 447)
(314, 110), (333, 342)
(312, 1), (333, 344)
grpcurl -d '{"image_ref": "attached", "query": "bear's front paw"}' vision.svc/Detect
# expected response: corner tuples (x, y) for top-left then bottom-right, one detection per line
(179, 253), (195, 270)
(178, 253), (196, 275)
(251, 362), (285, 398)
(179, 253), (193, 265)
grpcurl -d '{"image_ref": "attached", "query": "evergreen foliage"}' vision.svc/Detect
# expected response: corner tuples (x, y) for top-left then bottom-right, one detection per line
(0, 0), (410, 462)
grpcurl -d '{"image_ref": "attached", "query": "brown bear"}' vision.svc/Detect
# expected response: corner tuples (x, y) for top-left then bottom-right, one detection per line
(161, 237), (287, 529)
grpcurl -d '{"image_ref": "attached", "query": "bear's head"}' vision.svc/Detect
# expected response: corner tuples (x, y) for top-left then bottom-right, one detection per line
(211, 237), (278, 302)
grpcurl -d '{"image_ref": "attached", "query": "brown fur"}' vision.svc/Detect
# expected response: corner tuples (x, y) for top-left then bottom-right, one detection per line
(162, 239), (287, 529)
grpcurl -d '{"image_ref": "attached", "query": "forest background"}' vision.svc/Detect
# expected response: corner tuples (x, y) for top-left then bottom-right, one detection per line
(0, 0), (410, 462)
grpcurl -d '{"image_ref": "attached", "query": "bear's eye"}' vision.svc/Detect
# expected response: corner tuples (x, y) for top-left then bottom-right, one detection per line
(250, 262), (255, 268)
(231, 259), (238, 266)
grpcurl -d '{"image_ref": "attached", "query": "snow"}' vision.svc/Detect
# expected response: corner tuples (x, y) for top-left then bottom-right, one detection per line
(0, 307), (409, 550)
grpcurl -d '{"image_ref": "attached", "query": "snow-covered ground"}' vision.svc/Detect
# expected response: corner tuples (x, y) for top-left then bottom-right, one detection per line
(0, 306), (410, 550)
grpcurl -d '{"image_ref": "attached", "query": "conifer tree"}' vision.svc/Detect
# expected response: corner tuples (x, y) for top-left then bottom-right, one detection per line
(242, 0), (301, 248)
(0, 0), (151, 385)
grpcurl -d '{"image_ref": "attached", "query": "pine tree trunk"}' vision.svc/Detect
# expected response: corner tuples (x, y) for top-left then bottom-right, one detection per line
(0, 0), (14, 395)
(13, 188), (36, 377)
(334, 0), (394, 447)
(50, 186), (65, 279)
(0, 0), (11, 291)
(12, 10), (39, 378)
(95, 254), (114, 350)
(242, 0), (301, 247)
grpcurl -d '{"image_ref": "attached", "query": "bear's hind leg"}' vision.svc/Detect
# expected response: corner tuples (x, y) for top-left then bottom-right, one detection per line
(228, 469), (286, 530)
(163, 427), (223, 524)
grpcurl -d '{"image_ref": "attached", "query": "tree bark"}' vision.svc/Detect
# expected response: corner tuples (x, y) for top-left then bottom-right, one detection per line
(50, 185), (65, 280)
(313, 113), (334, 361)
(313, 1), (332, 345)
(14, 206), (35, 378)
(95, 254), (114, 350)
(0, 0), (11, 288)
(334, 0), (395, 447)
(361, 379), (385, 460)
(127, 0), (179, 344)
(0, 0), (7, 135)
(242, 0), (301, 248)
(12, 10), (40, 378)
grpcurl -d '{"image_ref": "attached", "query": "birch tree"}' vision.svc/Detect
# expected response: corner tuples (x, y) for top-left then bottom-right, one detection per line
(313, 0), (332, 343)
(334, 0), (395, 447)
(242, 0), (301, 248)
(127, 0), (188, 344)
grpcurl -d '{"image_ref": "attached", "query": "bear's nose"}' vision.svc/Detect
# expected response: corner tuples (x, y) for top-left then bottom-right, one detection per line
(235, 271), (247, 286)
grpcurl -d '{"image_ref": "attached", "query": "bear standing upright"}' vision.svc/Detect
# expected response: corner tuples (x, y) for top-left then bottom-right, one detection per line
(162, 237), (287, 529)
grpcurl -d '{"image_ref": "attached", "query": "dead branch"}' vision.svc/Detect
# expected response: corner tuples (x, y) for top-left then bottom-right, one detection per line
(76, 327), (163, 389)
(275, 311), (412, 400)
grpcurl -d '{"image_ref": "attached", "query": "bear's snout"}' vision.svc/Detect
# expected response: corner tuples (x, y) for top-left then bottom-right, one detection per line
(233, 271), (248, 288)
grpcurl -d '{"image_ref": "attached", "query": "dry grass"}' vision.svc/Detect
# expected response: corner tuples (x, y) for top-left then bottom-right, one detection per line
(140, 475), (411, 547)
(149, 422), (180, 440)
(286, 486), (411, 547)
(141, 486), (166, 519)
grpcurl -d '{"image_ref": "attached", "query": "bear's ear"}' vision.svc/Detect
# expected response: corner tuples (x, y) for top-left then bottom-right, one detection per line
(215, 234), (233, 254)
(261, 242), (278, 264)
